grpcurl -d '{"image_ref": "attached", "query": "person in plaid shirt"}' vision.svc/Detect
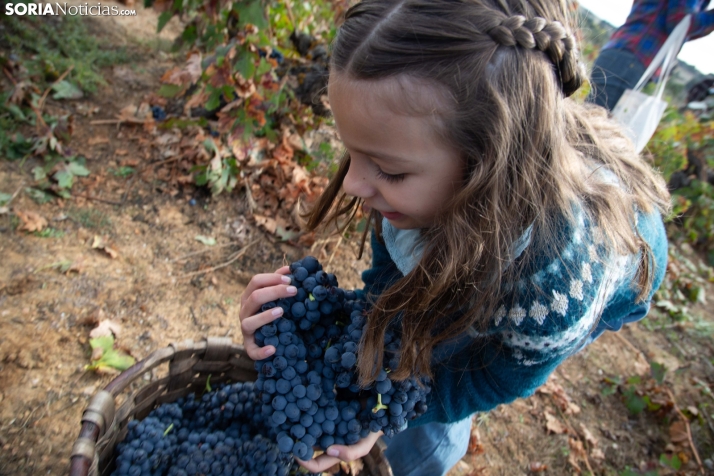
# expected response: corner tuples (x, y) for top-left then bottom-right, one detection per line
(587, 0), (714, 111)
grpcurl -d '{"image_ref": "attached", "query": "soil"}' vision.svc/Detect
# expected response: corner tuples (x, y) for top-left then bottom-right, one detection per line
(1, 6), (714, 476)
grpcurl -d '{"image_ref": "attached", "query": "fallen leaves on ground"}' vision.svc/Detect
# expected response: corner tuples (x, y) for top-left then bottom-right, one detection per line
(537, 377), (581, 415)
(544, 412), (567, 434)
(85, 335), (135, 374)
(91, 235), (119, 258)
(16, 210), (48, 232)
(89, 319), (123, 339)
(468, 422), (485, 455)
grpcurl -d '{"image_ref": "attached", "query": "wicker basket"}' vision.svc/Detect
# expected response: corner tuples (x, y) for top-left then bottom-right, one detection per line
(69, 337), (393, 476)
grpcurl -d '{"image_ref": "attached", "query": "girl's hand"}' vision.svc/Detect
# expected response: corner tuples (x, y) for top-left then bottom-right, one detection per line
(296, 431), (383, 473)
(238, 265), (294, 360)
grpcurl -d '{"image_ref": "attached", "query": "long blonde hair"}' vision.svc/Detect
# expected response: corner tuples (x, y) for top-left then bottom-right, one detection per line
(306, 0), (671, 384)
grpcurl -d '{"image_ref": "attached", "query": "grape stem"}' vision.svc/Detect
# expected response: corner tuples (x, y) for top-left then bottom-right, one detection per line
(372, 393), (388, 413)
(163, 423), (174, 436)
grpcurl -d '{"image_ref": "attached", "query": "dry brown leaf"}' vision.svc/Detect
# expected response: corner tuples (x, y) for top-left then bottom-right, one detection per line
(544, 412), (567, 434)
(567, 437), (587, 473)
(669, 420), (689, 444)
(91, 235), (119, 259)
(537, 378), (580, 414)
(89, 320), (123, 339)
(578, 423), (598, 447)
(468, 424), (485, 455)
(590, 447), (605, 462)
(529, 462), (548, 472)
(88, 137), (110, 145)
(338, 459), (364, 475)
(16, 210), (48, 232)
(253, 214), (277, 234)
(115, 149), (129, 156)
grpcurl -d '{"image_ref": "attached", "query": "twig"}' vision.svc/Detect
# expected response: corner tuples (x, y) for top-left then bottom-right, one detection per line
(189, 307), (199, 326)
(174, 239), (259, 280)
(665, 388), (705, 474)
(4, 185), (25, 207)
(72, 194), (123, 206)
(553, 404), (595, 474)
(38, 65), (74, 115)
(89, 118), (149, 125)
(169, 241), (242, 263)
(326, 236), (343, 267)
(3, 67), (17, 85)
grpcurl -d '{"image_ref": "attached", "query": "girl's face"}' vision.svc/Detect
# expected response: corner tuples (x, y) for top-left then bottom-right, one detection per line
(328, 75), (464, 230)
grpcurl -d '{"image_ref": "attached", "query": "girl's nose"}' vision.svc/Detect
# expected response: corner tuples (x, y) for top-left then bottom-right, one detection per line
(342, 156), (375, 199)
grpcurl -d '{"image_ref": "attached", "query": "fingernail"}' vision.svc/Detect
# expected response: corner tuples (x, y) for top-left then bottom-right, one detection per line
(281, 276), (292, 284)
(327, 448), (339, 457)
(272, 307), (283, 317)
(264, 347), (275, 357)
(286, 286), (297, 295)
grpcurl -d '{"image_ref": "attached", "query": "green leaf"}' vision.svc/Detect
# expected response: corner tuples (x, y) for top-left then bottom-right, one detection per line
(256, 58), (272, 77)
(157, 11), (173, 33)
(33, 166), (47, 181)
(86, 335), (136, 372)
(195, 235), (216, 246)
(237, 0), (268, 29)
(659, 453), (682, 470)
(26, 187), (54, 204)
(623, 387), (646, 415)
(98, 349), (136, 371)
(158, 84), (183, 98)
(89, 335), (115, 353)
(0, 192), (12, 206)
(206, 89), (222, 112)
(650, 361), (667, 385)
(54, 168), (74, 189)
(51, 80), (84, 100)
(67, 162), (90, 176)
(234, 55), (256, 80)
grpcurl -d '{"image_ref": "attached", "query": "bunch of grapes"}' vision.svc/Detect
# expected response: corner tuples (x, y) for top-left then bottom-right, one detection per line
(254, 256), (430, 460)
(111, 382), (311, 476)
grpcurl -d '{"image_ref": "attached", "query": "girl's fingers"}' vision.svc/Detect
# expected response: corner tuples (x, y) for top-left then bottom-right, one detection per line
(240, 283), (297, 319)
(297, 431), (383, 473)
(240, 307), (284, 335)
(274, 265), (290, 275)
(295, 454), (341, 473)
(243, 337), (276, 361)
(240, 273), (292, 308)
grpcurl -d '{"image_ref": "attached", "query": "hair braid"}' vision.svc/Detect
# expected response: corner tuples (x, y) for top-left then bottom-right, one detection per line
(487, 14), (584, 96)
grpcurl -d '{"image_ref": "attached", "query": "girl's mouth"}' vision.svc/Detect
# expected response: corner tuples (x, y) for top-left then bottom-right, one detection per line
(380, 210), (404, 220)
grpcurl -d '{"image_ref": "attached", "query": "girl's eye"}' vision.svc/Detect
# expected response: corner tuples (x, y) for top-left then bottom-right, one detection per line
(375, 167), (406, 183)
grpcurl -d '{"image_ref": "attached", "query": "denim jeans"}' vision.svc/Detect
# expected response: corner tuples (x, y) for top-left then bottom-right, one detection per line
(381, 417), (472, 476)
(586, 48), (647, 111)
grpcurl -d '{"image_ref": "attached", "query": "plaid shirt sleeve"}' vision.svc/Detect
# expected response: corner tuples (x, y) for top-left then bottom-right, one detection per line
(603, 0), (714, 67)
(689, 0), (714, 39)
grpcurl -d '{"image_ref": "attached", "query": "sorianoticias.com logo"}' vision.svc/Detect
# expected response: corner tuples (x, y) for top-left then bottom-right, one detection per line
(5, 2), (137, 15)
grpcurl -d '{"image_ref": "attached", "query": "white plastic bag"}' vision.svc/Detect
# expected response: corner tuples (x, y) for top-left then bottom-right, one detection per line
(612, 15), (691, 153)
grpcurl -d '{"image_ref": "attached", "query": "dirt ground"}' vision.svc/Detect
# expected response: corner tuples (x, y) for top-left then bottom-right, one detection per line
(1, 6), (714, 476)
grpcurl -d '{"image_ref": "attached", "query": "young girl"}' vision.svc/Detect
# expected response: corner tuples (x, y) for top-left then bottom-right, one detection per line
(239, 0), (671, 474)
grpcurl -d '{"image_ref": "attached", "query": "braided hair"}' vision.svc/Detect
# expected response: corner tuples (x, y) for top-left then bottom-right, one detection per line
(485, 14), (583, 96)
(307, 0), (671, 384)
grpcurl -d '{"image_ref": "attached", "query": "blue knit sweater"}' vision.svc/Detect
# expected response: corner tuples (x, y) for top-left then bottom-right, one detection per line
(359, 206), (668, 427)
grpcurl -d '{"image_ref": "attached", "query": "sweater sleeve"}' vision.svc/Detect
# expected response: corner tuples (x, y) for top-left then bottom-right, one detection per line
(413, 211), (656, 426)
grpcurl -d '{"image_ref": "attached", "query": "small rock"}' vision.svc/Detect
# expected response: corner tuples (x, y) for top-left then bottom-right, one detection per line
(704, 459), (713, 470)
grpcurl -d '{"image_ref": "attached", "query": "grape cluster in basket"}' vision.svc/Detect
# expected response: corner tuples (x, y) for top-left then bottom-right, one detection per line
(111, 256), (431, 475)
(111, 381), (308, 476)
(254, 256), (431, 461)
